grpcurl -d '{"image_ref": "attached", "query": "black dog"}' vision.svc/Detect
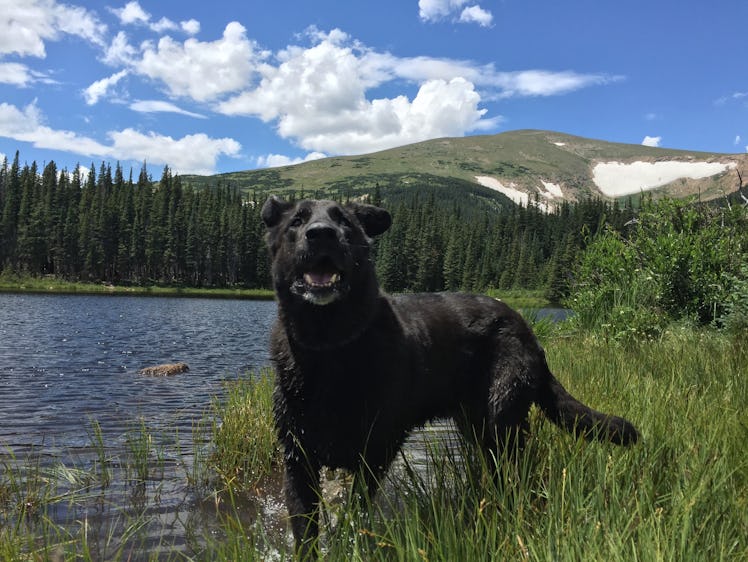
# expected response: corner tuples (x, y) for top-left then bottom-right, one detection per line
(262, 196), (638, 556)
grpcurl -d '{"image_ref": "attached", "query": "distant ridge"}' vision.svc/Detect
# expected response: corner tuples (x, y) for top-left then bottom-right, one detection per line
(181, 130), (747, 206)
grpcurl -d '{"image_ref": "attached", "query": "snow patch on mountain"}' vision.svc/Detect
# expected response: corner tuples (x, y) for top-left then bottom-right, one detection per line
(592, 161), (735, 197)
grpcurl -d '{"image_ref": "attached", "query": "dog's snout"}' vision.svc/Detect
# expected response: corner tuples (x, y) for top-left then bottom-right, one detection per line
(305, 222), (338, 242)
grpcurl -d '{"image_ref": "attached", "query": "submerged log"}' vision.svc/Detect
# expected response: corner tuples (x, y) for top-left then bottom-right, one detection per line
(138, 362), (189, 377)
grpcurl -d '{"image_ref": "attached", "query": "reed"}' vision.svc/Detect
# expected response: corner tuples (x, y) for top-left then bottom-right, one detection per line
(209, 369), (283, 492)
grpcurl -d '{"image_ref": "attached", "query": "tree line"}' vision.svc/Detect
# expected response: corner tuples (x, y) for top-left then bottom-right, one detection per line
(0, 151), (635, 300)
(374, 191), (633, 300)
(0, 153), (270, 288)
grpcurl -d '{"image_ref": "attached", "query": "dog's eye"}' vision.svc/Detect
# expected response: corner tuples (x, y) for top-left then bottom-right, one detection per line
(289, 208), (311, 228)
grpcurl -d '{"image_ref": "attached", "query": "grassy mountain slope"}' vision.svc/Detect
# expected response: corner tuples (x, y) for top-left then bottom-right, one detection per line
(181, 130), (746, 205)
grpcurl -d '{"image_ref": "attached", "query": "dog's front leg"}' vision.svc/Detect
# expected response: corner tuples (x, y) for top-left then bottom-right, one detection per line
(284, 458), (321, 559)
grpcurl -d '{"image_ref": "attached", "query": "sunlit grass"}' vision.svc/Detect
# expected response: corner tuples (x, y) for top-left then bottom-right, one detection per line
(1, 330), (746, 560)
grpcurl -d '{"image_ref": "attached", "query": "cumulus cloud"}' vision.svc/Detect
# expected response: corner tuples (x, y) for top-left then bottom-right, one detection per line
(0, 101), (240, 174)
(83, 70), (129, 105)
(215, 32), (497, 154)
(134, 22), (265, 101)
(0, 0), (106, 58)
(256, 152), (327, 168)
(111, 1), (200, 35)
(735, 135), (741, 145)
(209, 29), (618, 155)
(419, 0), (468, 21)
(112, 1), (150, 26)
(642, 135), (662, 147)
(459, 5), (493, 27)
(103, 31), (138, 66)
(419, 0), (493, 26)
(107, 129), (240, 174)
(129, 100), (205, 118)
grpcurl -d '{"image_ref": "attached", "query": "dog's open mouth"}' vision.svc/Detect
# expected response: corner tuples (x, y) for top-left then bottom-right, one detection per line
(303, 270), (340, 288)
(294, 257), (346, 305)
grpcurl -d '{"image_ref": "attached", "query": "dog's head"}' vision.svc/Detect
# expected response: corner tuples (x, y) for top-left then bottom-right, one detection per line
(262, 197), (391, 307)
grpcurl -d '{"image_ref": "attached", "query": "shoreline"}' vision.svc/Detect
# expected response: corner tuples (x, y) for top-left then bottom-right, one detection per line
(0, 278), (276, 300)
(0, 276), (552, 307)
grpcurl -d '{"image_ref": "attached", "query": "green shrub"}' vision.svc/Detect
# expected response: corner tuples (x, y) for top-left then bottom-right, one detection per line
(566, 197), (748, 337)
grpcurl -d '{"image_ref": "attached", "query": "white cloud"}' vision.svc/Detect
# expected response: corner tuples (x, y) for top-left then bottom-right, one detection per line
(130, 100), (205, 119)
(490, 70), (621, 98)
(0, 101), (111, 155)
(213, 30), (615, 155)
(0, 152), (6, 164)
(0, 63), (34, 86)
(112, 1), (150, 26)
(642, 135), (661, 147)
(257, 152), (327, 168)
(459, 5), (493, 27)
(734, 135), (741, 145)
(108, 129), (241, 175)
(83, 70), (129, 105)
(716, 91), (748, 106)
(0, 0), (106, 58)
(0, 101), (240, 174)
(216, 31), (495, 155)
(103, 31), (138, 66)
(134, 22), (265, 101)
(181, 19), (200, 35)
(111, 1), (199, 35)
(419, 0), (468, 22)
(419, 0), (493, 26)
(368, 53), (620, 98)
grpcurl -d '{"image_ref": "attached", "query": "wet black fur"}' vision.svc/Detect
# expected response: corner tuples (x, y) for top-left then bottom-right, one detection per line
(262, 196), (639, 556)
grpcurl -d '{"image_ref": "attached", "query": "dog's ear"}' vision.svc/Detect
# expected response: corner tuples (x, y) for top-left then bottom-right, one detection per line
(262, 196), (294, 228)
(350, 203), (392, 237)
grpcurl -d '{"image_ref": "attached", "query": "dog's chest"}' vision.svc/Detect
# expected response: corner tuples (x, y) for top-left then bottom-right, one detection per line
(277, 357), (405, 468)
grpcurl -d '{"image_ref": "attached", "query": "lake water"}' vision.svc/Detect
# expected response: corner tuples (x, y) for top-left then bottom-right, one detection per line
(0, 293), (279, 558)
(0, 294), (276, 453)
(0, 293), (568, 558)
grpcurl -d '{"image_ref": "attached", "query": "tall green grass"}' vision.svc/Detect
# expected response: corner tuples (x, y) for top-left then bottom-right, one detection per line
(2, 331), (746, 560)
(198, 329), (747, 561)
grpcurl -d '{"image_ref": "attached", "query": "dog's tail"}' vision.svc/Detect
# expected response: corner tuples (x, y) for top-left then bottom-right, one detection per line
(536, 373), (639, 446)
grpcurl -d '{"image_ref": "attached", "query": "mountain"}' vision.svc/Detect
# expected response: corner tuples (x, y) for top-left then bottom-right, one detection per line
(181, 130), (747, 208)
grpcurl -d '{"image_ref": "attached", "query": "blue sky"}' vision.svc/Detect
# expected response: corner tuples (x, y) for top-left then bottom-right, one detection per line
(1, 0), (747, 175)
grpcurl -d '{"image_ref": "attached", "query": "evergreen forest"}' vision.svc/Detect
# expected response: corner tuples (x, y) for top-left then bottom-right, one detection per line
(0, 151), (638, 301)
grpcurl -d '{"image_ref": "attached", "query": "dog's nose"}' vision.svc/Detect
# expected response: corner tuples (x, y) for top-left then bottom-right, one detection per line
(305, 222), (338, 242)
